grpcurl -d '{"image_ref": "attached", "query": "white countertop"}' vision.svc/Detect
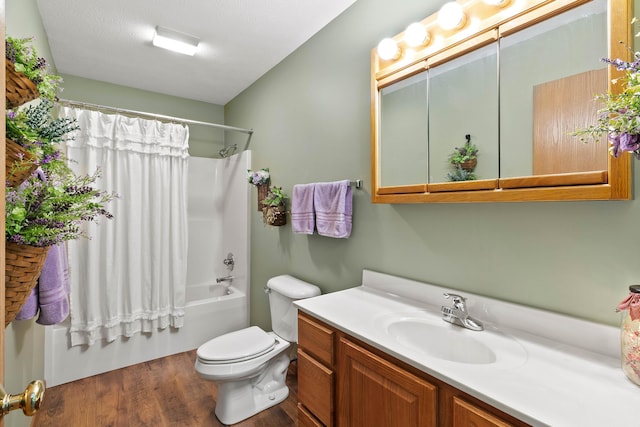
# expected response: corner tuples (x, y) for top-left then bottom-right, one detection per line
(294, 270), (640, 427)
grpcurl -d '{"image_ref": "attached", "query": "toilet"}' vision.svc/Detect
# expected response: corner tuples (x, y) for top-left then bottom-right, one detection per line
(194, 275), (321, 425)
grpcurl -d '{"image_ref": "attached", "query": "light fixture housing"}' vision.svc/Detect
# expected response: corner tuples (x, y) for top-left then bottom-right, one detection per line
(483, 0), (512, 6)
(437, 2), (467, 31)
(152, 26), (200, 56)
(404, 23), (430, 48)
(377, 38), (401, 61)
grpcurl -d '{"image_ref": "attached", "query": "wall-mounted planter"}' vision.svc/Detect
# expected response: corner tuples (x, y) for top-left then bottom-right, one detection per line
(263, 204), (286, 226)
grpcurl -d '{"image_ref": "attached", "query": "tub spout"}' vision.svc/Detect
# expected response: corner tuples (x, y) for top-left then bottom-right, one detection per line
(216, 275), (234, 283)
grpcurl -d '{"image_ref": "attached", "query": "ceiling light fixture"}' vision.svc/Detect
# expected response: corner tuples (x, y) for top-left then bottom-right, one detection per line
(152, 26), (200, 56)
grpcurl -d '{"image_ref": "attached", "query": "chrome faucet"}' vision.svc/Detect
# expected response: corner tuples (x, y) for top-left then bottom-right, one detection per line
(441, 293), (483, 331)
(216, 275), (234, 283)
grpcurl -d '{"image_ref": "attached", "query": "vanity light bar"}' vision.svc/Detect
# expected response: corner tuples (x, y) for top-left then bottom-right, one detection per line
(376, 0), (512, 63)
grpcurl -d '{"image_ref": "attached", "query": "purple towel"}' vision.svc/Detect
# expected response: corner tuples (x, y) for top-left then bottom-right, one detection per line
(291, 183), (316, 234)
(15, 243), (70, 325)
(313, 180), (352, 238)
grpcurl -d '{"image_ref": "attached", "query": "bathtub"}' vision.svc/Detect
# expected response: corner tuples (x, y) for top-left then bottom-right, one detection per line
(44, 283), (248, 387)
(187, 282), (233, 302)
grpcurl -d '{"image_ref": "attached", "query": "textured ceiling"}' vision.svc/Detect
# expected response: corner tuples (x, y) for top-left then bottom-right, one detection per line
(36, 0), (356, 105)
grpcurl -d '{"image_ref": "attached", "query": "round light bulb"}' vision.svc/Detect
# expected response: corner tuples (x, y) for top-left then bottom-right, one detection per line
(404, 23), (430, 48)
(438, 2), (466, 31)
(377, 38), (401, 61)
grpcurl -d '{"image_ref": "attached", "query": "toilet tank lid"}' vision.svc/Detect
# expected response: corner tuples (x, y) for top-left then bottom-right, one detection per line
(267, 275), (321, 299)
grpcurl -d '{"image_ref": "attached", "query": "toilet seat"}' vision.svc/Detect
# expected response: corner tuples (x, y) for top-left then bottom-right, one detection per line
(197, 326), (276, 364)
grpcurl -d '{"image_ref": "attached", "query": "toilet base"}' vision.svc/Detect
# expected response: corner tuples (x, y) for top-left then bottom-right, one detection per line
(214, 352), (291, 425)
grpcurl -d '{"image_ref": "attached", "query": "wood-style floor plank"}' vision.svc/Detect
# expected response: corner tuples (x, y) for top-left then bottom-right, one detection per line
(33, 349), (298, 427)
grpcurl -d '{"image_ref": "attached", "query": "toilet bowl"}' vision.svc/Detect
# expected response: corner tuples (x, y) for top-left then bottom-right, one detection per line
(195, 275), (320, 425)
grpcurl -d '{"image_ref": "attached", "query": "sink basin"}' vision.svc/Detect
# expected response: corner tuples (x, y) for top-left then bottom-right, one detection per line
(375, 311), (527, 367)
(387, 319), (496, 364)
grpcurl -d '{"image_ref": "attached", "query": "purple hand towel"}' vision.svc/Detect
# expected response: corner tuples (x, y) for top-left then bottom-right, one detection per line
(314, 180), (352, 238)
(36, 243), (70, 325)
(14, 287), (38, 320)
(292, 183), (316, 234)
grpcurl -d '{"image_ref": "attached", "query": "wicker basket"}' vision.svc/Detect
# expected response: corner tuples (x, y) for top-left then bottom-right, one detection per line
(6, 138), (38, 187)
(5, 242), (50, 326)
(263, 204), (287, 227)
(459, 158), (477, 171)
(257, 183), (270, 211)
(6, 61), (39, 109)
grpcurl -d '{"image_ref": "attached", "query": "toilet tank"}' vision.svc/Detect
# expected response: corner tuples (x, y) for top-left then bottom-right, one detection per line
(267, 275), (321, 342)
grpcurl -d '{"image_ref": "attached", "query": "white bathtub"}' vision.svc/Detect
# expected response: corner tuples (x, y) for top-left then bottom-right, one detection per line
(44, 284), (248, 387)
(187, 282), (234, 302)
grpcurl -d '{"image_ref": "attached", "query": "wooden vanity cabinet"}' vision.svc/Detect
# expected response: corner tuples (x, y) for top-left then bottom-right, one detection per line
(297, 312), (530, 427)
(298, 312), (336, 426)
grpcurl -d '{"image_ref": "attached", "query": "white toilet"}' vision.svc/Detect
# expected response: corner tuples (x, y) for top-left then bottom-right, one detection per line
(195, 275), (321, 425)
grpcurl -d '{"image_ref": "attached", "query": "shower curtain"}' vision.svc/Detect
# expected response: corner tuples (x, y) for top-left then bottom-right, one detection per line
(61, 107), (190, 346)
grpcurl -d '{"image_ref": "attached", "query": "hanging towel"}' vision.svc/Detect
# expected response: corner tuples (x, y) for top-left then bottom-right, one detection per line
(37, 243), (70, 325)
(314, 180), (353, 238)
(15, 243), (70, 325)
(291, 183), (316, 234)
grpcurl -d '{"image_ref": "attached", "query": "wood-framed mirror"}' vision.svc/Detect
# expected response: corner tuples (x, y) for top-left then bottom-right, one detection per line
(371, 0), (632, 203)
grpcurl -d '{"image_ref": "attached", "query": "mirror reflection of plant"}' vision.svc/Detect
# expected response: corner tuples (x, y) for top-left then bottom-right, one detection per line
(449, 138), (478, 166)
(262, 186), (288, 207)
(447, 165), (477, 182)
(5, 36), (62, 101)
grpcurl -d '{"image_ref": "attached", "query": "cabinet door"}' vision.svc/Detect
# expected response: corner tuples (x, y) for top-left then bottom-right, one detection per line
(452, 397), (514, 427)
(337, 337), (437, 427)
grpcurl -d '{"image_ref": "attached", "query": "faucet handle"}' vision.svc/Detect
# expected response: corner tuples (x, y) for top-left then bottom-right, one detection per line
(443, 292), (465, 304)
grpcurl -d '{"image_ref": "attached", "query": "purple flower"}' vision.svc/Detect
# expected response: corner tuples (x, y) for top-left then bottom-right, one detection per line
(619, 133), (640, 152)
(609, 132), (640, 157)
(7, 111), (17, 120)
(9, 234), (25, 244)
(609, 134), (622, 157)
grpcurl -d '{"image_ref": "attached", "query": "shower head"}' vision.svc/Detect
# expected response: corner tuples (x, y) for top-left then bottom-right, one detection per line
(218, 144), (238, 158)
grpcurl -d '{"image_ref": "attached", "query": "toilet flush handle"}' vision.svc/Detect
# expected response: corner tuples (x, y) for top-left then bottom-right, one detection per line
(264, 287), (271, 294)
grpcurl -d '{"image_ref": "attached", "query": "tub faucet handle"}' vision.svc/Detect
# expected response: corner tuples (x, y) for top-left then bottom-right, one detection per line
(223, 253), (235, 271)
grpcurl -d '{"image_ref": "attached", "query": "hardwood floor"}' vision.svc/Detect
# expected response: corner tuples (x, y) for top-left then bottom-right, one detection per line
(33, 350), (298, 427)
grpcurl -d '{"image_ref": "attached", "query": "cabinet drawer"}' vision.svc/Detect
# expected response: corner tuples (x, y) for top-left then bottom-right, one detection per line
(452, 397), (514, 427)
(298, 349), (334, 426)
(298, 403), (325, 427)
(298, 312), (335, 367)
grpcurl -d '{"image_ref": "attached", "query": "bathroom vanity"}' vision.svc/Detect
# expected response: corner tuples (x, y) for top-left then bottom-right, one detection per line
(294, 270), (640, 426)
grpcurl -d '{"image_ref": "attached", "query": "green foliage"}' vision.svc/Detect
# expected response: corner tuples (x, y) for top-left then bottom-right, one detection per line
(6, 168), (116, 247)
(262, 186), (288, 206)
(5, 101), (116, 247)
(447, 165), (477, 182)
(6, 36), (63, 101)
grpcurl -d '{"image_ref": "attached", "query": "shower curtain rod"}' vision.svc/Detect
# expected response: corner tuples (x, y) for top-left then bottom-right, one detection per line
(58, 99), (254, 135)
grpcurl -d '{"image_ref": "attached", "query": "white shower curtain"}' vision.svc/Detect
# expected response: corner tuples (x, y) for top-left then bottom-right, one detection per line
(61, 107), (190, 346)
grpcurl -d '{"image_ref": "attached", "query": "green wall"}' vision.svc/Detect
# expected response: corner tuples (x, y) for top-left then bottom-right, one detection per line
(226, 0), (639, 330)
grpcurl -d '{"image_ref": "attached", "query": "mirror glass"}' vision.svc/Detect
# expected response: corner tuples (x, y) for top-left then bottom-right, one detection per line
(428, 43), (498, 183)
(499, 0), (608, 178)
(379, 72), (429, 187)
